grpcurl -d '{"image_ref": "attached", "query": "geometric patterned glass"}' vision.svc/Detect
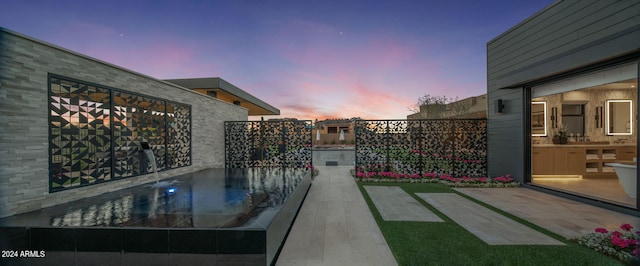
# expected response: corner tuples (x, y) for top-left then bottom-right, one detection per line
(49, 75), (191, 192)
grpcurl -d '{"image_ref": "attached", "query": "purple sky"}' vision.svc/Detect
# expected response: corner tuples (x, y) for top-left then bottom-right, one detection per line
(2, 0), (553, 120)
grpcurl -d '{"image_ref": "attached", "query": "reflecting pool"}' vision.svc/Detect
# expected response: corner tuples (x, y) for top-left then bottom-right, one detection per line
(1, 168), (307, 229)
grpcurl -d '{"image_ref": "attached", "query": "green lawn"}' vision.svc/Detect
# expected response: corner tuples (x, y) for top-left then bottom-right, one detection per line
(358, 183), (623, 266)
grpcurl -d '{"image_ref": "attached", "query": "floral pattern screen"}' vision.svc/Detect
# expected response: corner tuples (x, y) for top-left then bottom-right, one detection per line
(355, 119), (487, 177)
(225, 120), (312, 168)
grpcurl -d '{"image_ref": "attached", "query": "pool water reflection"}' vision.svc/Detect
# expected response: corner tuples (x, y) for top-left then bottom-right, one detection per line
(1, 168), (307, 229)
(0, 167), (311, 265)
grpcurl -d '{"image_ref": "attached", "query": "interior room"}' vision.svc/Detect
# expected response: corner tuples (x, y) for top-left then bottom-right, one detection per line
(530, 62), (638, 209)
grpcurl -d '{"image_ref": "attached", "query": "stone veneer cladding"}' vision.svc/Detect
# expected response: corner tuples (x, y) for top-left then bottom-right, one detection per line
(0, 28), (248, 218)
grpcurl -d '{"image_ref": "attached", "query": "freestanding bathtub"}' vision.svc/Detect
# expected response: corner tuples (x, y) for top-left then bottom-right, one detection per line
(606, 162), (637, 198)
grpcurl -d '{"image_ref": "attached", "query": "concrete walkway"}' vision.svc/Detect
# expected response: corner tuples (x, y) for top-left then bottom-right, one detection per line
(276, 166), (397, 266)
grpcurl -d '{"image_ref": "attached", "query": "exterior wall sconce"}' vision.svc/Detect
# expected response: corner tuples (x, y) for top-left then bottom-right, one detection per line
(495, 99), (505, 113)
(233, 100), (241, 106)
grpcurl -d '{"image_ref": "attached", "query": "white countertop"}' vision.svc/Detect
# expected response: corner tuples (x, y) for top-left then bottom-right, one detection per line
(533, 144), (636, 147)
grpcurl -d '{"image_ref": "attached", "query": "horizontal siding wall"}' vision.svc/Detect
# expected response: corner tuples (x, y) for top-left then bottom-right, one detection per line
(488, 0), (640, 89)
(0, 29), (247, 217)
(487, 88), (524, 180)
(486, 0), (640, 183)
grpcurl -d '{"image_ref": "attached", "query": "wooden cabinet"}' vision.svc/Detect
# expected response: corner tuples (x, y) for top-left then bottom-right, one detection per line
(557, 148), (585, 174)
(532, 147), (555, 175)
(584, 147), (636, 178)
(532, 145), (636, 177)
(617, 147), (637, 161)
(532, 147), (585, 175)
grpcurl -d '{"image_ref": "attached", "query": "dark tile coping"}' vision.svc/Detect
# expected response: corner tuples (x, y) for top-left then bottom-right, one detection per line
(0, 170), (312, 266)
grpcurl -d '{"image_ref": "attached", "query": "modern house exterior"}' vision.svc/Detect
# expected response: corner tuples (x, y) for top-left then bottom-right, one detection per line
(313, 118), (359, 145)
(0, 27), (279, 218)
(487, 0), (639, 212)
(164, 77), (279, 116)
(407, 94), (488, 119)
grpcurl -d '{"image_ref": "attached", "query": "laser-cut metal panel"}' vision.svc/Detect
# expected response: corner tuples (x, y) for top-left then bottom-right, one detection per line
(451, 120), (487, 177)
(260, 122), (284, 168)
(112, 91), (166, 178)
(355, 120), (389, 173)
(49, 75), (192, 192)
(225, 121), (251, 168)
(387, 120), (421, 174)
(225, 120), (312, 168)
(421, 120), (454, 176)
(355, 119), (487, 177)
(167, 103), (191, 168)
(283, 120), (312, 168)
(49, 77), (112, 191)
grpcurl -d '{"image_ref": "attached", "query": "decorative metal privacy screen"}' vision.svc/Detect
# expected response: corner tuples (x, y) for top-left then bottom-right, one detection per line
(49, 75), (191, 192)
(225, 120), (312, 168)
(355, 119), (487, 177)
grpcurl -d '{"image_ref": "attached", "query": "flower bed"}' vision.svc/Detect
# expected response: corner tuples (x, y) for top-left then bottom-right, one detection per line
(306, 164), (319, 176)
(575, 223), (640, 264)
(354, 171), (519, 188)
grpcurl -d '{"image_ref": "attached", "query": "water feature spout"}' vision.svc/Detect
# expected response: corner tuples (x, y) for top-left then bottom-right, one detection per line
(138, 141), (172, 188)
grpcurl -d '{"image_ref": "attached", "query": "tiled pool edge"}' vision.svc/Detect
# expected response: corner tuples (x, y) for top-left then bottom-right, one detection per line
(266, 168), (312, 265)
(0, 171), (312, 266)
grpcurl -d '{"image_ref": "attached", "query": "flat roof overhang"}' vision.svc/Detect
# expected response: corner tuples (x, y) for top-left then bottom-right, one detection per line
(164, 77), (280, 116)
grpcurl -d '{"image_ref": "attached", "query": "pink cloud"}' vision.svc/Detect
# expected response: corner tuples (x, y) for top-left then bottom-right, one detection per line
(49, 19), (486, 122)
(261, 75), (417, 120)
(44, 22), (221, 79)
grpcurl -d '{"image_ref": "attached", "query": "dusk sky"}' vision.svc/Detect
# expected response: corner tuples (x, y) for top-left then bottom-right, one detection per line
(2, 0), (554, 120)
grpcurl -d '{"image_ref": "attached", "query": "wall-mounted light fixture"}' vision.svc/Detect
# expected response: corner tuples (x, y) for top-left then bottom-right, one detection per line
(495, 99), (505, 113)
(595, 106), (603, 128)
(550, 107), (558, 128)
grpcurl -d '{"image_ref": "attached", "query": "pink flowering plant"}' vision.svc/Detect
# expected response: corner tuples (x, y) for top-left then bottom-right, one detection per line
(493, 174), (513, 183)
(306, 164), (318, 176)
(354, 170), (441, 183)
(353, 170), (519, 187)
(576, 223), (640, 263)
(438, 173), (518, 188)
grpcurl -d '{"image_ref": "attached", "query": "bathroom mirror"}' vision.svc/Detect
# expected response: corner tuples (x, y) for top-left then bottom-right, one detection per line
(606, 99), (633, 135)
(531, 102), (547, 136)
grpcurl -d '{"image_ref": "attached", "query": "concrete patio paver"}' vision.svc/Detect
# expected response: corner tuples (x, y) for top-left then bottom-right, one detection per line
(276, 166), (397, 266)
(364, 186), (444, 222)
(417, 193), (564, 245)
(278, 167), (640, 265)
(454, 188), (640, 239)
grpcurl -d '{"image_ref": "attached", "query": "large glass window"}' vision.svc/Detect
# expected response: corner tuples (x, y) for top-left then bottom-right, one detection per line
(49, 75), (191, 192)
(530, 62), (638, 208)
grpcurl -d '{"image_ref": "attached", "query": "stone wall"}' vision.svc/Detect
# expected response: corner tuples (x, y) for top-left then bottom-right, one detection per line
(312, 148), (356, 166)
(0, 28), (247, 217)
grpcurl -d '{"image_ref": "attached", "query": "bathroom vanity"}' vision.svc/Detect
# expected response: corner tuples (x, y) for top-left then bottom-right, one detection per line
(532, 144), (636, 178)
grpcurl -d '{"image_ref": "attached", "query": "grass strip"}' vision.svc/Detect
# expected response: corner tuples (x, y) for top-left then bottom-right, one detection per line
(358, 182), (623, 266)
